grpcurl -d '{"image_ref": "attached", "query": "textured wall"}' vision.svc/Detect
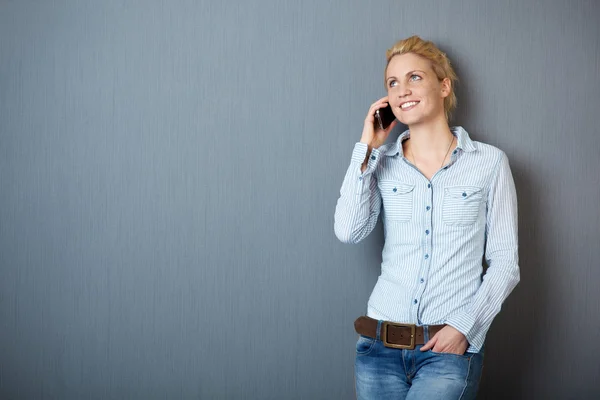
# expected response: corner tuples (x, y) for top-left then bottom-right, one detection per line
(1, 0), (599, 398)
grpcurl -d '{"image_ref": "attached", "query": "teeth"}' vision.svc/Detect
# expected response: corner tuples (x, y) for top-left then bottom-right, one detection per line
(401, 101), (419, 109)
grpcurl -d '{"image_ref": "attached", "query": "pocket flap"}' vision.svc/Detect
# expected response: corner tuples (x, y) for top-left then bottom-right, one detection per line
(380, 181), (415, 195)
(444, 186), (483, 199)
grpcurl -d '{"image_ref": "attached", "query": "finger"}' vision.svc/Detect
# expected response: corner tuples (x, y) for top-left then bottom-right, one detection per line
(385, 119), (399, 132)
(371, 96), (389, 108)
(369, 101), (389, 114)
(421, 330), (441, 351)
(366, 103), (389, 125)
(420, 341), (432, 351)
(431, 338), (465, 355)
(420, 337), (437, 351)
(434, 348), (461, 355)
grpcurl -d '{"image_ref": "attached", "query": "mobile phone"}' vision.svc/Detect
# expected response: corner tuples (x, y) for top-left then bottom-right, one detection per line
(374, 105), (396, 130)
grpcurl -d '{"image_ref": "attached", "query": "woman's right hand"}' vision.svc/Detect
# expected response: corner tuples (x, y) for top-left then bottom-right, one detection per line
(360, 96), (398, 150)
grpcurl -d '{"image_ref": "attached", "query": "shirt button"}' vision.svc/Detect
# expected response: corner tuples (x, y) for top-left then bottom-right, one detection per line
(453, 150), (458, 155)
(359, 176), (363, 181)
(426, 206), (431, 211)
(425, 230), (429, 235)
(395, 152), (400, 156)
(462, 192), (467, 197)
(427, 184), (431, 188)
(413, 299), (418, 304)
(420, 278), (425, 283)
(393, 187), (397, 192)
(424, 254), (429, 259)
(371, 155), (376, 160)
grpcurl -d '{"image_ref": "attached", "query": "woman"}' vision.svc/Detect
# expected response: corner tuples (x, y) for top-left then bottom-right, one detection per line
(334, 36), (519, 399)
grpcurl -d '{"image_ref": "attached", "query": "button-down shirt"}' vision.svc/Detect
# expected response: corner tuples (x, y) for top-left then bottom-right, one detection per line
(334, 126), (519, 352)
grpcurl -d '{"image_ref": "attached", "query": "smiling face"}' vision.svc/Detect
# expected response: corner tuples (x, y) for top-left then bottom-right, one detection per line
(385, 52), (451, 127)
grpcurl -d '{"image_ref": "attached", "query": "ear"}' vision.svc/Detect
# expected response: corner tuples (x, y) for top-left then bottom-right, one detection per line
(440, 77), (451, 98)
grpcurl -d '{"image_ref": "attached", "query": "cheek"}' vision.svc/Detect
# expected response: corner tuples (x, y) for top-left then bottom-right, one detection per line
(387, 94), (400, 108)
(425, 85), (444, 100)
(421, 88), (444, 108)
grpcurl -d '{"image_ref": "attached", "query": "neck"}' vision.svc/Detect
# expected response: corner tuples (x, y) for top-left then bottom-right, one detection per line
(406, 117), (455, 155)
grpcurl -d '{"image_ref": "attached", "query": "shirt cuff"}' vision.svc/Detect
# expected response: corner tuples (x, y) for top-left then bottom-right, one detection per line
(444, 312), (476, 343)
(351, 142), (381, 173)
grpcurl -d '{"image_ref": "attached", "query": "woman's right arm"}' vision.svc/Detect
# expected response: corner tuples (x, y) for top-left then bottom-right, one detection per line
(334, 97), (398, 244)
(333, 143), (383, 243)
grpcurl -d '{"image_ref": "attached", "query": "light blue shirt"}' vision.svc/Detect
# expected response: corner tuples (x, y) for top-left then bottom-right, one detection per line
(334, 126), (519, 352)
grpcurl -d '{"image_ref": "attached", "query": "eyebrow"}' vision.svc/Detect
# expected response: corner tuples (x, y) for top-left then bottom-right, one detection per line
(386, 70), (427, 81)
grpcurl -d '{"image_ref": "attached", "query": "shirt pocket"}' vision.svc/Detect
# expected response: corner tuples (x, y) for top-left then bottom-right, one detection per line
(379, 180), (415, 222)
(443, 185), (484, 226)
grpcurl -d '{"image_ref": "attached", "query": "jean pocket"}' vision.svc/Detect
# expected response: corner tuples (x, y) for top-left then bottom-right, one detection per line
(379, 181), (415, 222)
(442, 186), (483, 226)
(429, 349), (473, 359)
(356, 335), (376, 355)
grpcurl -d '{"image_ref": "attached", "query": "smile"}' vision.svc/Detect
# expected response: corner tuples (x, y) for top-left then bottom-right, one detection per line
(400, 101), (420, 110)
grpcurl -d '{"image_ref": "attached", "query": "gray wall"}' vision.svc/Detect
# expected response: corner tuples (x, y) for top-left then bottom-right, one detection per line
(1, 0), (599, 398)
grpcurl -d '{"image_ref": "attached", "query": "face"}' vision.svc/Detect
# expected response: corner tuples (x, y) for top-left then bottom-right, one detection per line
(385, 53), (450, 126)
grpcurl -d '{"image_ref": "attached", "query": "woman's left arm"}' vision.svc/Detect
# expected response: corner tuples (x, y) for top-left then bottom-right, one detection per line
(444, 151), (520, 351)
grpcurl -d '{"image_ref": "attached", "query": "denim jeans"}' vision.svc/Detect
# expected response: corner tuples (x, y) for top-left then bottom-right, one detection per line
(355, 320), (484, 400)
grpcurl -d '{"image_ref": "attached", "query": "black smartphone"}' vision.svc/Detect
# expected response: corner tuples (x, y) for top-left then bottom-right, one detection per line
(374, 105), (396, 130)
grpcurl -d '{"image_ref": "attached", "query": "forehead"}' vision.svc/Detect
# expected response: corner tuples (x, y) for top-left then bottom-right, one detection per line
(386, 53), (432, 77)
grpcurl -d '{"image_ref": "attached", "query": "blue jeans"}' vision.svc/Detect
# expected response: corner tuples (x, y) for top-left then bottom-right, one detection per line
(355, 320), (484, 399)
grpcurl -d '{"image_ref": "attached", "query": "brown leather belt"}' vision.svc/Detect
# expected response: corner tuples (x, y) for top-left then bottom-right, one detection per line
(354, 316), (446, 350)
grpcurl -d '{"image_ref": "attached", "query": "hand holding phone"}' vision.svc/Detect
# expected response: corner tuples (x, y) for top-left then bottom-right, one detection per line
(360, 97), (398, 150)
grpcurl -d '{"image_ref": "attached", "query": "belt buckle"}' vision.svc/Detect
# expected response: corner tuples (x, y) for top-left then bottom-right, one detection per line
(381, 322), (416, 350)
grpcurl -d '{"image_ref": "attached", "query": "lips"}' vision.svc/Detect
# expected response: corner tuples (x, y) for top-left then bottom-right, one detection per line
(400, 101), (420, 111)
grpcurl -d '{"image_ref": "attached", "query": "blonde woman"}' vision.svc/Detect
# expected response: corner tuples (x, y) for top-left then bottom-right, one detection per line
(334, 36), (519, 399)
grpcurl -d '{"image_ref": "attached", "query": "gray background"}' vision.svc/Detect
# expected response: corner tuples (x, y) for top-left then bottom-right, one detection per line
(1, 0), (599, 398)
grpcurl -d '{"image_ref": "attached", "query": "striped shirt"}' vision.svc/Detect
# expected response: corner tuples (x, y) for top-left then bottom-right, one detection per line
(334, 126), (519, 352)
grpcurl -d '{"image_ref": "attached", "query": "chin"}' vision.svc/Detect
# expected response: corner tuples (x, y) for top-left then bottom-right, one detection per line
(401, 116), (424, 126)
(403, 111), (438, 127)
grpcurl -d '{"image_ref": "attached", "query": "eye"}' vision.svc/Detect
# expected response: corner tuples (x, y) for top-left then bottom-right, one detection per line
(410, 74), (422, 82)
(388, 79), (398, 88)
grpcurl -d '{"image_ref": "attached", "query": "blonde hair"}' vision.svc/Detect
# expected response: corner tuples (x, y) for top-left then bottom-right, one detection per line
(385, 36), (458, 121)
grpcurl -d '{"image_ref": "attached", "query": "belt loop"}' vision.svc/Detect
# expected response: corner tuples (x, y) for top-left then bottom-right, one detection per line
(376, 320), (383, 341)
(423, 325), (430, 343)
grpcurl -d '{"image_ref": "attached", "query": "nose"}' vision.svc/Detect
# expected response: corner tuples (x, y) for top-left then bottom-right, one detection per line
(397, 84), (411, 98)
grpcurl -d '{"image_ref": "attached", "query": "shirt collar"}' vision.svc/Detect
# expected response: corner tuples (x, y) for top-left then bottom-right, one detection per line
(382, 126), (477, 156)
